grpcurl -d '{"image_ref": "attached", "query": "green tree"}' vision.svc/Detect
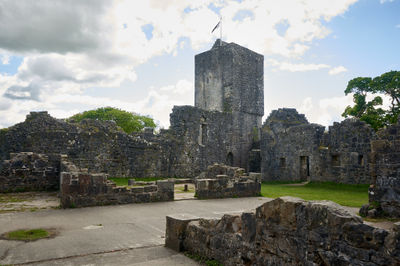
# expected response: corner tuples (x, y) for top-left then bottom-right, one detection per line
(342, 71), (400, 130)
(68, 107), (156, 134)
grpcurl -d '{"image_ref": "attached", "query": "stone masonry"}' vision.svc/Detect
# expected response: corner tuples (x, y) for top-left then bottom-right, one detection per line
(166, 197), (400, 265)
(0, 152), (60, 192)
(0, 111), (176, 178)
(360, 118), (400, 218)
(261, 108), (375, 184)
(195, 39), (264, 170)
(195, 163), (261, 199)
(59, 158), (174, 208)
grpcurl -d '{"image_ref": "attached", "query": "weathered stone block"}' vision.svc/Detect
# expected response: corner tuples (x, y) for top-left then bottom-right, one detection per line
(144, 185), (158, 192)
(130, 186), (144, 194)
(165, 214), (199, 252)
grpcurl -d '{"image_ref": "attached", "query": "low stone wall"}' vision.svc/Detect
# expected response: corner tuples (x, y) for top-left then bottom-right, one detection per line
(196, 176), (260, 199)
(195, 163), (261, 199)
(60, 172), (174, 208)
(166, 197), (400, 265)
(0, 152), (60, 192)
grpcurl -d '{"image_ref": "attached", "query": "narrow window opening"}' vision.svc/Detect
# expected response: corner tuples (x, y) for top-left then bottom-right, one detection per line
(198, 123), (207, 146)
(358, 155), (364, 166)
(226, 152), (234, 166)
(331, 155), (340, 167)
(299, 156), (310, 180)
(279, 157), (286, 168)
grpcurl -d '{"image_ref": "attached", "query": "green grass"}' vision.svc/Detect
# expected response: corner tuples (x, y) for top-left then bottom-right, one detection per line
(261, 181), (369, 207)
(5, 229), (49, 241)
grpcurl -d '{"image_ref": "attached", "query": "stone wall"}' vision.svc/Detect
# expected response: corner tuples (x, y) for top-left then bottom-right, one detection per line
(60, 172), (174, 208)
(170, 106), (261, 177)
(195, 163), (261, 199)
(261, 108), (375, 184)
(0, 106), (261, 181)
(0, 152), (60, 192)
(166, 197), (400, 265)
(360, 119), (400, 218)
(0, 111), (179, 178)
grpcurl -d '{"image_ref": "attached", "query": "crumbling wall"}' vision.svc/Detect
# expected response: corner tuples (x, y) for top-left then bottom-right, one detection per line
(261, 108), (374, 184)
(195, 163), (261, 199)
(0, 111), (178, 178)
(166, 197), (400, 265)
(60, 158), (174, 208)
(0, 107), (259, 180)
(169, 106), (235, 177)
(0, 152), (60, 192)
(360, 119), (400, 218)
(316, 118), (374, 184)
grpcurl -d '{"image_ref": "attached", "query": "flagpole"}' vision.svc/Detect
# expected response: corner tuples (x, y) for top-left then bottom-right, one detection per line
(220, 16), (222, 46)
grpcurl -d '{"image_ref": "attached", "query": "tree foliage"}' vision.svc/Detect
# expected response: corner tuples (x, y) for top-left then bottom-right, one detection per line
(68, 107), (156, 134)
(342, 71), (400, 130)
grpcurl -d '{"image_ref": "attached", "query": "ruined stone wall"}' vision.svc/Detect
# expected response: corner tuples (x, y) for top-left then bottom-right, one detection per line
(166, 197), (400, 265)
(0, 111), (178, 178)
(170, 105), (235, 177)
(0, 152), (60, 192)
(0, 107), (259, 182)
(360, 119), (400, 218)
(316, 119), (375, 184)
(195, 163), (261, 199)
(60, 172), (174, 208)
(261, 108), (375, 184)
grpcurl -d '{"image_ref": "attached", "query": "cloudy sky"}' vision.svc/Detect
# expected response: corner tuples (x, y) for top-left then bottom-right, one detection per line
(0, 0), (399, 129)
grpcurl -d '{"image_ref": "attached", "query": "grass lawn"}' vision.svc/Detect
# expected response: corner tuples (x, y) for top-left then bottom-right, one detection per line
(261, 181), (369, 208)
(5, 229), (49, 241)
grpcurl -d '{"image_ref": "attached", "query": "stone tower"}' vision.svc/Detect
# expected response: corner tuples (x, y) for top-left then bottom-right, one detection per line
(195, 39), (264, 121)
(194, 40), (264, 169)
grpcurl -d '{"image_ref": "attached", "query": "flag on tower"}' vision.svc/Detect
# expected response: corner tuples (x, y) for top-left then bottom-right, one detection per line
(211, 20), (220, 33)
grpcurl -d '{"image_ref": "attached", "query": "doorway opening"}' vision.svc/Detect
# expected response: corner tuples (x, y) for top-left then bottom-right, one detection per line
(226, 152), (234, 166)
(299, 156), (310, 181)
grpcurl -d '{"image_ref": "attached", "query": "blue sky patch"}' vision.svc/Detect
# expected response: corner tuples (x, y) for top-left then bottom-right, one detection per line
(141, 24), (154, 40)
(0, 56), (23, 75)
(233, 9), (254, 21)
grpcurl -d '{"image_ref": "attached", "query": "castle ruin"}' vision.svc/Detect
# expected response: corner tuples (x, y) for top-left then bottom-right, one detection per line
(0, 40), (399, 218)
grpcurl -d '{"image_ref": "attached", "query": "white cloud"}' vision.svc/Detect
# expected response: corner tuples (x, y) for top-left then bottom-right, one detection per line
(396, 24), (400, 28)
(0, 0), (359, 128)
(0, 78), (194, 129)
(316, 94), (353, 125)
(285, 94), (353, 127)
(329, 65), (348, 75)
(0, 55), (10, 65)
(299, 97), (313, 113)
(268, 59), (330, 72)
